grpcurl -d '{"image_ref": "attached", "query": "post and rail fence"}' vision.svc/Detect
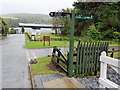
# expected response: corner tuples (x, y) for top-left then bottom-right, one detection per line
(26, 32), (31, 41)
(52, 46), (68, 73)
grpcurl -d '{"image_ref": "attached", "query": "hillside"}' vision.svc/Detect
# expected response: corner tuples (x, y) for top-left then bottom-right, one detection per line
(1, 13), (52, 27)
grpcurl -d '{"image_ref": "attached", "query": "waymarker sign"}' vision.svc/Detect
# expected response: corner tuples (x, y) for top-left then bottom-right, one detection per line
(49, 12), (93, 19)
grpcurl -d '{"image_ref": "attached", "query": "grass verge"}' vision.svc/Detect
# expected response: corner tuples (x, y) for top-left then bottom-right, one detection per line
(30, 56), (58, 76)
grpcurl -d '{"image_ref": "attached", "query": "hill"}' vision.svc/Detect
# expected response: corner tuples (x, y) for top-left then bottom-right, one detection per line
(1, 13), (52, 27)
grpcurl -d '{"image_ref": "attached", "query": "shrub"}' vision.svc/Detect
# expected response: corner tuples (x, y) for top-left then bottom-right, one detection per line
(87, 24), (100, 40)
(8, 28), (16, 34)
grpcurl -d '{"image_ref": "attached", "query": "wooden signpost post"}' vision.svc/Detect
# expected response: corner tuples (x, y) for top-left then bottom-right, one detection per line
(49, 10), (93, 77)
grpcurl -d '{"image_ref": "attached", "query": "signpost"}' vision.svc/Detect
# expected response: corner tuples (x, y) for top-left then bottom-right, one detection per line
(43, 36), (50, 46)
(49, 12), (71, 18)
(49, 10), (93, 77)
(49, 12), (93, 19)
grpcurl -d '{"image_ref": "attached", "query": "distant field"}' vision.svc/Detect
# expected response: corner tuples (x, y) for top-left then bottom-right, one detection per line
(2, 17), (18, 20)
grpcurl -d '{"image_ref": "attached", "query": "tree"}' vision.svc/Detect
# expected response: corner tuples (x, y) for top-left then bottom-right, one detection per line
(0, 17), (9, 36)
(73, 2), (105, 36)
(87, 24), (100, 40)
(8, 28), (16, 34)
(51, 8), (71, 35)
(52, 17), (63, 34)
(22, 26), (25, 33)
(73, 2), (120, 40)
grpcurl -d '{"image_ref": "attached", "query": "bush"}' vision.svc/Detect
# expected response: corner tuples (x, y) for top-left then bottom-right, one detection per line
(87, 24), (100, 40)
(8, 28), (16, 34)
(113, 32), (120, 39)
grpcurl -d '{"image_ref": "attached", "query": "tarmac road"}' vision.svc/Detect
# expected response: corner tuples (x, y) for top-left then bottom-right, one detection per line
(26, 46), (120, 59)
(1, 34), (30, 88)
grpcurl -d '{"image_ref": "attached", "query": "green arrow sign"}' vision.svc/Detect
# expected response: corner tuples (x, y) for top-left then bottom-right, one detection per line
(49, 12), (93, 19)
(76, 14), (93, 19)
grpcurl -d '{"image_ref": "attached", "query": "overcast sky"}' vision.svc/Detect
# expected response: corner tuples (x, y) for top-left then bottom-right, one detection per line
(0, 0), (78, 15)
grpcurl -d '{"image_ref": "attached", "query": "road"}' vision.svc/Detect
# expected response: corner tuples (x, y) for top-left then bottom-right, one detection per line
(26, 46), (120, 60)
(26, 47), (69, 59)
(1, 34), (30, 88)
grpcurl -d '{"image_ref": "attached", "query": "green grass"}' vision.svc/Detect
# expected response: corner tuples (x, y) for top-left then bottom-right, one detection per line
(109, 44), (120, 46)
(26, 40), (120, 49)
(26, 41), (78, 48)
(108, 52), (120, 58)
(26, 33), (120, 48)
(30, 56), (58, 76)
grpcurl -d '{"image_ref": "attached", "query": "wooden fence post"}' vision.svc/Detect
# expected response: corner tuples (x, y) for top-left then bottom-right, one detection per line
(100, 51), (107, 79)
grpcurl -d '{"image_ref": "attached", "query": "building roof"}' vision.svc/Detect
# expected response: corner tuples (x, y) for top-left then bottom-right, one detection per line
(19, 23), (63, 29)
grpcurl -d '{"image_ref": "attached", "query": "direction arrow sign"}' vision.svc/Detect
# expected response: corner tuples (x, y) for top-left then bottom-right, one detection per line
(49, 12), (71, 18)
(49, 12), (93, 19)
(75, 14), (93, 19)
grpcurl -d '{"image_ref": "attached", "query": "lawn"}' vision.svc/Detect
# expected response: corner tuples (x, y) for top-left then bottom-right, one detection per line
(109, 44), (120, 46)
(108, 52), (120, 58)
(26, 40), (79, 48)
(26, 40), (119, 49)
(30, 56), (58, 76)
(25, 33), (120, 49)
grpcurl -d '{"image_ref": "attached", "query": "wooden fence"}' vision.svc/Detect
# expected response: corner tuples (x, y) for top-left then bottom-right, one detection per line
(52, 46), (68, 73)
(52, 42), (109, 76)
(75, 42), (109, 75)
(99, 51), (120, 89)
(26, 33), (31, 41)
